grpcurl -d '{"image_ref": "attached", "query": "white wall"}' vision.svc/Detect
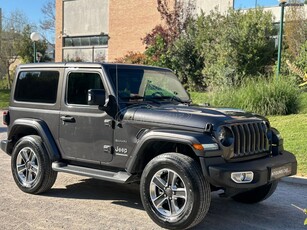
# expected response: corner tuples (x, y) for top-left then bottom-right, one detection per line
(63, 0), (109, 36)
(263, 5), (307, 23)
(194, 0), (234, 15)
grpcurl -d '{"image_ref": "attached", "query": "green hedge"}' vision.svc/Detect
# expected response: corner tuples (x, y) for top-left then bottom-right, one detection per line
(193, 78), (301, 116)
(0, 90), (10, 109)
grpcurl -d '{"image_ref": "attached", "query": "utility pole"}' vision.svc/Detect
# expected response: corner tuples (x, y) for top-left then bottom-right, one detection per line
(276, 0), (286, 80)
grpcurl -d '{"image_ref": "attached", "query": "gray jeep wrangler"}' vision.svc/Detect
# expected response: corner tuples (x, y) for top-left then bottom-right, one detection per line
(1, 63), (297, 229)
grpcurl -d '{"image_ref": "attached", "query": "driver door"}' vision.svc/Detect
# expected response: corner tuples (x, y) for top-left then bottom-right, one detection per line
(59, 69), (113, 164)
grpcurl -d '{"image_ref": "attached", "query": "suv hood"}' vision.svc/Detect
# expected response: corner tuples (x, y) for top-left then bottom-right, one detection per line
(123, 104), (267, 131)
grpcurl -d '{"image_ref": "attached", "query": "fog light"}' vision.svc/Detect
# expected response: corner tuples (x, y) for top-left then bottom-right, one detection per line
(231, 171), (254, 183)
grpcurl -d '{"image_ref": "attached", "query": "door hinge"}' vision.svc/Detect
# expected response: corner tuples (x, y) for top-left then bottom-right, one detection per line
(103, 145), (112, 154)
(104, 119), (115, 128)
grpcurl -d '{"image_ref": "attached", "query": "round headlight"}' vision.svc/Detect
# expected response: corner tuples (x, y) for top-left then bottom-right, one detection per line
(216, 126), (234, 147)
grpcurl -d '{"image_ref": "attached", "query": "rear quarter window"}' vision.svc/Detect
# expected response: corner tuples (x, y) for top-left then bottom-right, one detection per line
(14, 71), (59, 103)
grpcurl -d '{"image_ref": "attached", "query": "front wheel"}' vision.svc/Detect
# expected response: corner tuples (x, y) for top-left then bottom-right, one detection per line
(232, 181), (278, 204)
(140, 153), (211, 229)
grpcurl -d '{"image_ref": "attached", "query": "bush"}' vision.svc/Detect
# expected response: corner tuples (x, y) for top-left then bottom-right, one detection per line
(0, 89), (10, 109)
(195, 9), (276, 88)
(206, 77), (300, 116)
(115, 51), (149, 65)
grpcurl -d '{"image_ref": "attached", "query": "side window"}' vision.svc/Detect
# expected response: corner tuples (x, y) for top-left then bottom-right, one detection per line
(67, 72), (104, 105)
(14, 71), (59, 103)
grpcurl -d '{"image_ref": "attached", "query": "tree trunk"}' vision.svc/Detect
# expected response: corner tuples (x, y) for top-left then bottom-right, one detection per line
(6, 64), (11, 89)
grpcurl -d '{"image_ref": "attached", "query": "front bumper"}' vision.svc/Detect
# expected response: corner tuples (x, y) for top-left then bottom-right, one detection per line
(200, 150), (297, 189)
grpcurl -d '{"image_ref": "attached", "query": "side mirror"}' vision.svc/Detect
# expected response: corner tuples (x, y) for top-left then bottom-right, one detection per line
(88, 89), (106, 106)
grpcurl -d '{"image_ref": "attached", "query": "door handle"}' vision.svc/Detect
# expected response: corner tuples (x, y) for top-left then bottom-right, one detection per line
(60, 115), (75, 123)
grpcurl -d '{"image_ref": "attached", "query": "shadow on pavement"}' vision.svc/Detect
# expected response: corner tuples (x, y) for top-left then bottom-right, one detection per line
(43, 178), (306, 229)
(44, 178), (144, 211)
(195, 189), (305, 230)
(0, 127), (7, 133)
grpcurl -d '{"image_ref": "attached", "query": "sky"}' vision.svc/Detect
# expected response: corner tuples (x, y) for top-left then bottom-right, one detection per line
(0, 0), (285, 27)
(235, 0), (280, 9)
(1, 0), (46, 25)
(0, 0), (51, 40)
(0, 0), (299, 42)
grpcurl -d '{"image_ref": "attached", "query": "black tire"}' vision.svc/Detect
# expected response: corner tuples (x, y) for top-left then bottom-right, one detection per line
(140, 153), (211, 229)
(11, 135), (58, 194)
(232, 181), (278, 204)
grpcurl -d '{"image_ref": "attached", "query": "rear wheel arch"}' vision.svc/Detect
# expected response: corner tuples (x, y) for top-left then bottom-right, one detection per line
(7, 119), (60, 162)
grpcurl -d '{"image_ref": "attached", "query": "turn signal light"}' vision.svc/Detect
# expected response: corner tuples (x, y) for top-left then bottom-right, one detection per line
(192, 144), (204, 151)
(193, 143), (219, 151)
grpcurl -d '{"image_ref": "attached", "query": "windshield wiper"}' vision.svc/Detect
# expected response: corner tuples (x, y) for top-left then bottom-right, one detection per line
(121, 95), (162, 104)
(149, 96), (190, 105)
(121, 95), (145, 100)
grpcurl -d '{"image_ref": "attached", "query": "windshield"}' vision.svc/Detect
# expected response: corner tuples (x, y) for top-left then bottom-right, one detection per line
(107, 67), (190, 103)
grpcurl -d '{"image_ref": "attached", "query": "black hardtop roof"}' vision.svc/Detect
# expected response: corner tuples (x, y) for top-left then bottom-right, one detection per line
(18, 62), (171, 72)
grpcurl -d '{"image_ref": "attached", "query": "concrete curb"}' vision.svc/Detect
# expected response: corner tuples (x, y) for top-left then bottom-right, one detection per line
(281, 176), (307, 185)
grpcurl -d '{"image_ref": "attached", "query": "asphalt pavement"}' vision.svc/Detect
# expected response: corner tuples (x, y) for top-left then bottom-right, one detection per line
(0, 112), (306, 230)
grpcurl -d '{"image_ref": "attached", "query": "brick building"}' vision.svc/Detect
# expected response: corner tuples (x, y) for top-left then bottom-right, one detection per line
(55, 0), (233, 62)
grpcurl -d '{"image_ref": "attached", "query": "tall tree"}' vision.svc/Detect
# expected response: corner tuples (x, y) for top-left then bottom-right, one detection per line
(16, 25), (49, 63)
(196, 9), (276, 87)
(143, 0), (195, 66)
(40, 0), (55, 43)
(0, 10), (28, 88)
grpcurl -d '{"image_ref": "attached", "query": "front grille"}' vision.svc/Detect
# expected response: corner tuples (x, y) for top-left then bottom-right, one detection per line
(230, 122), (269, 158)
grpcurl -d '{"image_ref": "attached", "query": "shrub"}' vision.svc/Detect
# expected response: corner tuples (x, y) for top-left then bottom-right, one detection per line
(115, 51), (148, 65)
(206, 77), (300, 116)
(195, 9), (276, 88)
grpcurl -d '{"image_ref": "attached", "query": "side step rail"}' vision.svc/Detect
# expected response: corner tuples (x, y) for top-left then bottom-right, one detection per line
(52, 162), (131, 183)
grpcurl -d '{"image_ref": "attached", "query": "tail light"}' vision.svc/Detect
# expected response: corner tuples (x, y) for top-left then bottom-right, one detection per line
(3, 111), (9, 126)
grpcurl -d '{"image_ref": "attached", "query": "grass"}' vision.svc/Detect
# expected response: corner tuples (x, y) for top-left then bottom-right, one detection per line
(189, 92), (209, 105)
(0, 90), (10, 109)
(269, 115), (307, 177)
(199, 78), (300, 116)
(299, 92), (307, 114)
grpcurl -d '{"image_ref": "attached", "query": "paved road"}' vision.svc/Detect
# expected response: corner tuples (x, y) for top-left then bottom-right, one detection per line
(0, 113), (306, 230)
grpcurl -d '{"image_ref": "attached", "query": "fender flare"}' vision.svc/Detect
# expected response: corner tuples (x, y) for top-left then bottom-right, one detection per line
(8, 118), (60, 161)
(126, 129), (214, 174)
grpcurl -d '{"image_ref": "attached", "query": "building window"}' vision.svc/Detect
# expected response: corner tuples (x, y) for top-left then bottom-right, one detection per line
(64, 35), (108, 47)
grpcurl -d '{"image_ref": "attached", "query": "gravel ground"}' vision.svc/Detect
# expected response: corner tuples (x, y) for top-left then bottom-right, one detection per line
(0, 112), (306, 230)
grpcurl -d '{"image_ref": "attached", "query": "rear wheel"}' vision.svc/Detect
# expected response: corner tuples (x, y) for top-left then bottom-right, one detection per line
(140, 153), (211, 229)
(11, 135), (57, 194)
(232, 181), (278, 204)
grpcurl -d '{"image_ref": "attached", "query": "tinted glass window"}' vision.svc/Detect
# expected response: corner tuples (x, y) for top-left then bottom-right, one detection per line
(107, 68), (189, 102)
(67, 72), (103, 105)
(15, 71), (59, 103)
